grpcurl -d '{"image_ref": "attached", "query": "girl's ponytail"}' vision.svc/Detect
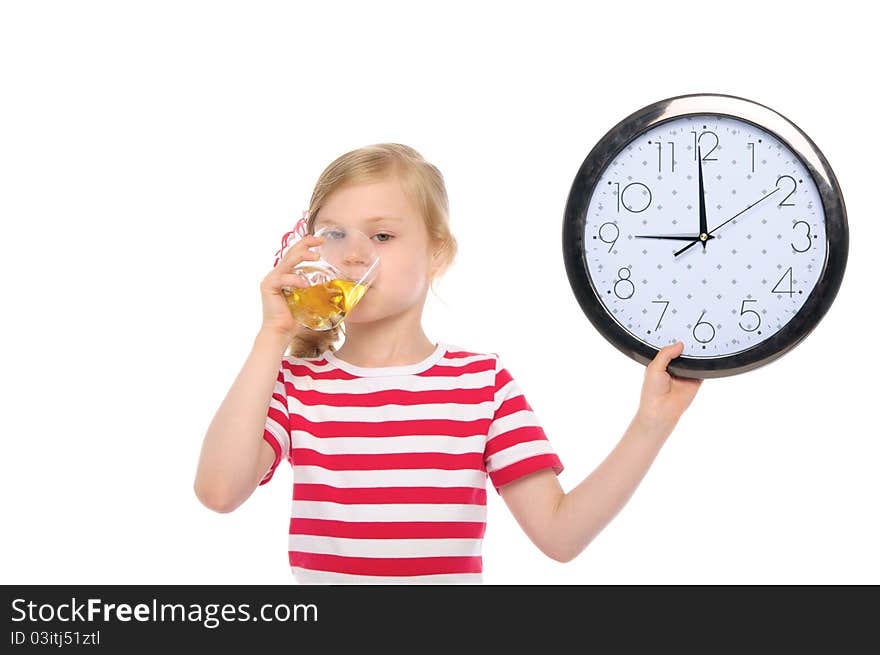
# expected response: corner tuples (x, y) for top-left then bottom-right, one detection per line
(285, 321), (344, 359)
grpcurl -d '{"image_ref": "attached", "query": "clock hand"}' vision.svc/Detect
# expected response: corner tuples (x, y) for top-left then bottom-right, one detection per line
(704, 187), (780, 235)
(697, 146), (708, 251)
(672, 235), (708, 257)
(672, 186), (782, 257)
(635, 234), (716, 241)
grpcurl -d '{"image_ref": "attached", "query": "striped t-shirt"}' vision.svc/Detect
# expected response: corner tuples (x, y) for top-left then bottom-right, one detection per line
(259, 341), (564, 584)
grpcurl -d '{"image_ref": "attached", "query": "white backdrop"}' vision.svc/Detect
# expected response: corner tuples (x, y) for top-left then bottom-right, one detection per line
(2, 0), (876, 584)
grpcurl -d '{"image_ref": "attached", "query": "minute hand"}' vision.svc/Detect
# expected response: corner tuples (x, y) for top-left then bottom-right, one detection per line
(672, 187), (781, 257)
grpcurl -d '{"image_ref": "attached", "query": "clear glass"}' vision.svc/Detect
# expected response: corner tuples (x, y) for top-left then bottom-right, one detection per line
(280, 224), (380, 331)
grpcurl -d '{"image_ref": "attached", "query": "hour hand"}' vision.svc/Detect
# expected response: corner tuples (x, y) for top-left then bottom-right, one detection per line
(635, 233), (716, 241)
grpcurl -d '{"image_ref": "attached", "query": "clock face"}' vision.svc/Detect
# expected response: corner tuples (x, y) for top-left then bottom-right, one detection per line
(583, 114), (829, 358)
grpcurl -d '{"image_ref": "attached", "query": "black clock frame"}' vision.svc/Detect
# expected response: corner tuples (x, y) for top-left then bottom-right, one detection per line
(562, 93), (848, 379)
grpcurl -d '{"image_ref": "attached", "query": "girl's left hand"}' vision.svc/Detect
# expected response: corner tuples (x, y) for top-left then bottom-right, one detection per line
(636, 341), (704, 435)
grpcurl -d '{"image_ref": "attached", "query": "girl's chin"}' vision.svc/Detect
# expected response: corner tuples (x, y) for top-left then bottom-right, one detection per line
(343, 305), (369, 322)
(344, 302), (390, 324)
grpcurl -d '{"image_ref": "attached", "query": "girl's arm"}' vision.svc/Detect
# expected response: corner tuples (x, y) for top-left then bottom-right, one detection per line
(193, 328), (290, 513)
(499, 342), (702, 563)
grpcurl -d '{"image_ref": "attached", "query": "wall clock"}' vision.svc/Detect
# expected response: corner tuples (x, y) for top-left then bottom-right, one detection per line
(562, 93), (848, 378)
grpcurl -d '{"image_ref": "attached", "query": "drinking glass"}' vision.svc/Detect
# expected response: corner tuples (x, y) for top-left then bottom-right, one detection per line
(280, 224), (380, 331)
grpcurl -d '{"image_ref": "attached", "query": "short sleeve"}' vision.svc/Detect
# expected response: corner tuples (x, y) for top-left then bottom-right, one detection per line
(484, 354), (564, 494)
(259, 360), (292, 486)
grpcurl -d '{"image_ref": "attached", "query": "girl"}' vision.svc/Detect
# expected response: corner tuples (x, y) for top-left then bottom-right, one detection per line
(194, 143), (703, 584)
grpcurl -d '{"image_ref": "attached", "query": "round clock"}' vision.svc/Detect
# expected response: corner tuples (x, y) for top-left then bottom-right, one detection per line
(562, 93), (848, 378)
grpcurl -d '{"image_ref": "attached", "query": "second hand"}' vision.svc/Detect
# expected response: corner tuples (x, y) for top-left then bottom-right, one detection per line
(672, 187), (781, 257)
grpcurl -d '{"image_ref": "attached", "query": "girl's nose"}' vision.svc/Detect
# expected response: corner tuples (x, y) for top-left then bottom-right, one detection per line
(344, 249), (370, 266)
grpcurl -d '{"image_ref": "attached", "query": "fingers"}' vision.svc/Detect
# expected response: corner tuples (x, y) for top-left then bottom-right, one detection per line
(277, 272), (310, 289)
(275, 234), (324, 269)
(261, 264), (313, 293)
(265, 273), (311, 298)
(649, 341), (684, 371)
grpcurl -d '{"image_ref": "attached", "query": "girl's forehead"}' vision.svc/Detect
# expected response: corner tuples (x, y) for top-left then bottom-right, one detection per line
(322, 177), (416, 212)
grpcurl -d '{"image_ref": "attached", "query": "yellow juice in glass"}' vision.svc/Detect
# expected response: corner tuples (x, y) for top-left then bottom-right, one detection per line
(282, 278), (369, 330)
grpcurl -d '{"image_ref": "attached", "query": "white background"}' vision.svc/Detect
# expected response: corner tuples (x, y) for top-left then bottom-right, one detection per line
(2, 1), (876, 585)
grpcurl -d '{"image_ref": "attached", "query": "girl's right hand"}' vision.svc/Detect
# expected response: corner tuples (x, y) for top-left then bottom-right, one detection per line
(259, 233), (325, 340)
(636, 341), (703, 436)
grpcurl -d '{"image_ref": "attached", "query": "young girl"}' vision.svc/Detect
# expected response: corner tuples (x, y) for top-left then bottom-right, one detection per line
(194, 143), (703, 584)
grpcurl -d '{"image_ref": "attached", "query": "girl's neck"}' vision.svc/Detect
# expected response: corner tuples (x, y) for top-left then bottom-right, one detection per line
(332, 333), (436, 368)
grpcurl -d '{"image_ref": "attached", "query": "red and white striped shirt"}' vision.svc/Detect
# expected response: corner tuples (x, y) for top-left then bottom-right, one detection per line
(259, 341), (564, 584)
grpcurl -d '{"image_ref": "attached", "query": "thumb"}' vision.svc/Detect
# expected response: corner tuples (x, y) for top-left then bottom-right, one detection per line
(650, 341), (684, 371)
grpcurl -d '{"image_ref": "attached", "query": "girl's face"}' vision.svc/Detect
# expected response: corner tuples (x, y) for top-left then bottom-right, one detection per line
(313, 176), (437, 323)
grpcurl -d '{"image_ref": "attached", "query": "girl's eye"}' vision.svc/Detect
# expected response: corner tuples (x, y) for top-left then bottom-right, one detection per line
(373, 233), (393, 242)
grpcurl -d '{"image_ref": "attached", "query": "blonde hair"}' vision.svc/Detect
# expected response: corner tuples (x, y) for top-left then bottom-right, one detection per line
(284, 143), (458, 359)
